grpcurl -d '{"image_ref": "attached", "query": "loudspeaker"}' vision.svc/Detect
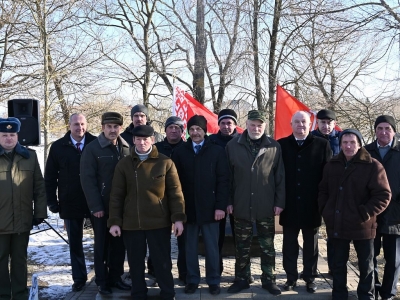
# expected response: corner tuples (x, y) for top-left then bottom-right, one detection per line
(7, 99), (41, 146)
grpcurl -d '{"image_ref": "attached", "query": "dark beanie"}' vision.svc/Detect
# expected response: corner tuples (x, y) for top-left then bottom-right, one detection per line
(187, 115), (207, 133)
(218, 109), (237, 124)
(132, 125), (154, 137)
(374, 115), (396, 132)
(339, 129), (363, 146)
(165, 116), (184, 131)
(131, 104), (148, 117)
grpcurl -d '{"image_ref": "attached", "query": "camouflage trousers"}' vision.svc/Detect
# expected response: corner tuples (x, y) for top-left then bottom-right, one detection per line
(234, 217), (276, 283)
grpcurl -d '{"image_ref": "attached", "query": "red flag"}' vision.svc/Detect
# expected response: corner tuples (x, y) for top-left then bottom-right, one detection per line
(173, 86), (243, 135)
(274, 85), (317, 140)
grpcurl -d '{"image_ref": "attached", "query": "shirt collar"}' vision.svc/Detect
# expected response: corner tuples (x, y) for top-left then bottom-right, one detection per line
(192, 140), (205, 148)
(70, 135), (86, 146)
(377, 139), (393, 148)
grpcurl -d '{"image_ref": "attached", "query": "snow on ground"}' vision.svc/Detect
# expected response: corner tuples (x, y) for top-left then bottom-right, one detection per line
(29, 216), (94, 299)
(27, 144), (94, 299)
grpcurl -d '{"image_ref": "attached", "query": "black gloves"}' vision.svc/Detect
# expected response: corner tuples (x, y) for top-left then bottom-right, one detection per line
(32, 218), (44, 226)
(48, 204), (60, 213)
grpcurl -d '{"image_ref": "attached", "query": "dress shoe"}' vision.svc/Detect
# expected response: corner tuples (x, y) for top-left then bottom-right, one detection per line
(110, 280), (131, 290)
(209, 284), (221, 295)
(248, 276), (255, 284)
(98, 285), (112, 295)
(262, 281), (281, 295)
(283, 280), (297, 291)
(72, 282), (85, 292)
(227, 279), (250, 293)
(306, 281), (317, 293)
(184, 283), (198, 294)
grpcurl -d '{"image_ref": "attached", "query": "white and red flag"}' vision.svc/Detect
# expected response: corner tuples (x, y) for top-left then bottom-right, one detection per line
(173, 86), (243, 136)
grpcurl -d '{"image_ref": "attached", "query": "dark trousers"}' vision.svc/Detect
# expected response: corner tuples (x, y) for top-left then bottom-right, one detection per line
(331, 238), (374, 300)
(91, 215), (125, 286)
(185, 222), (220, 286)
(65, 219), (88, 284)
(282, 226), (318, 282)
(124, 227), (175, 300)
(234, 217), (275, 283)
(218, 214), (235, 274)
(147, 234), (186, 278)
(327, 237), (334, 271)
(373, 232), (400, 299)
(0, 232), (30, 300)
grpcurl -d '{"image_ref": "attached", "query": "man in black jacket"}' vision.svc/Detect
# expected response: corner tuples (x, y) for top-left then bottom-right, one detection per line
(80, 112), (131, 295)
(120, 104), (163, 146)
(365, 115), (400, 300)
(154, 116), (185, 282)
(278, 111), (331, 293)
(45, 113), (96, 292)
(209, 109), (240, 276)
(172, 115), (229, 296)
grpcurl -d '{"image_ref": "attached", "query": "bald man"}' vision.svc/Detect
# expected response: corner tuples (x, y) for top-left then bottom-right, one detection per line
(278, 111), (332, 293)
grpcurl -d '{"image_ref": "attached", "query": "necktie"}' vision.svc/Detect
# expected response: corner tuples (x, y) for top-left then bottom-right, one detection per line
(195, 144), (201, 154)
(76, 142), (82, 153)
(297, 140), (304, 146)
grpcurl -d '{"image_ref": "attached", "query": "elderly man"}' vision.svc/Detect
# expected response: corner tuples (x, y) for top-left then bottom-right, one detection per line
(121, 104), (163, 146)
(278, 111), (331, 293)
(80, 112), (131, 295)
(311, 109), (341, 274)
(319, 129), (391, 300)
(209, 109), (240, 276)
(154, 116), (186, 282)
(172, 115), (229, 296)
(365, 115), (400, 300)
(226, 110), (285, 295)
(0, 117), (47, 300)
(109, 125), (186, 300)
(45, 113), (96, 292)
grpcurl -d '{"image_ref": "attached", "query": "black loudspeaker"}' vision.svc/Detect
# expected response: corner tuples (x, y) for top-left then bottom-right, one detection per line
(7, 99), (41, 146)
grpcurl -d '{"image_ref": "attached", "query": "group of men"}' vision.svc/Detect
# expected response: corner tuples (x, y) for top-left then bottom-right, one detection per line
(0, 103), (399, 300)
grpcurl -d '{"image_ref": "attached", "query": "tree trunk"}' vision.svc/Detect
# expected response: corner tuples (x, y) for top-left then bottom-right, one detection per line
(253, 0), (262, 111)
(193, 0), (206, 104)
(267, 0), (282, 135)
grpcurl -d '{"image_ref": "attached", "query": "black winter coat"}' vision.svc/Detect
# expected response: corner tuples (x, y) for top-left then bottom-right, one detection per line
(365, 139), (400, 235)
(154, 138), (184, 158)
(278, 133), (332, 228)
(80, 133), (130, 214)
(121, 123), (164, 146)
(209, 129), (240, 148)
(45, 131), (96, 219)
(171, 136), (230, 225)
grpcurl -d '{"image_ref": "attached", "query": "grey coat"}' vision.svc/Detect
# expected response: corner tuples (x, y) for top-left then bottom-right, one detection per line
(226, 130), (285, 221)
(80, 133), (130, 214)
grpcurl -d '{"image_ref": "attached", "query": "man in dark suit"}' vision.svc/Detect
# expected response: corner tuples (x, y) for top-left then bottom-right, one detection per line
(45, 113), (96, 292)
(278, 111), (331, 293)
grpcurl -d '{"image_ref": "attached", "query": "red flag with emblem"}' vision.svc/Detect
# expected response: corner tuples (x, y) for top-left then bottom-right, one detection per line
(173, 86), (243, 136)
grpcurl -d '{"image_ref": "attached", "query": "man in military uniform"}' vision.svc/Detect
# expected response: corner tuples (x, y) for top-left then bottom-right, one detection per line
(226, 110), (285, 295)
(0, 117), (47, 300)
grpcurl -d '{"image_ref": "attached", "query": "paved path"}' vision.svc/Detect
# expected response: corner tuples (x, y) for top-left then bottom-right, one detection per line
(65, 234), (359, 299)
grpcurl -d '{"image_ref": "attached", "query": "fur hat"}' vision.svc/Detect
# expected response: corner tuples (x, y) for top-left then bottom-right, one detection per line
(101, 112), (123, 125)
(0, 117), (21, 133)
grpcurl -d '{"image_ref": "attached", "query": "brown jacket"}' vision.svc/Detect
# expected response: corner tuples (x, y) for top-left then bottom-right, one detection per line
(108, 145), (186, 230)
(318, 147), (391, 240)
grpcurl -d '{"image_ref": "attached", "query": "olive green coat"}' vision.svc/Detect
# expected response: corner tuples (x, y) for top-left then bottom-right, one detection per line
(0, 143), (47, 234)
